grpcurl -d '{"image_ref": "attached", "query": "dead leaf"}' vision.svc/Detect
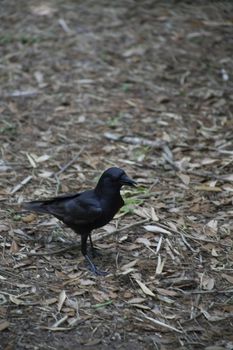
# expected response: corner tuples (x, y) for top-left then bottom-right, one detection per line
(220, 174), (233, 182)
(201, 309), (226, 322)
(36, 154), (50, 162)
(10, 176), (32, 194)
(121, 259), (138, 271)
(127, 297), (146, 304)
(133, 278), (155, 297)
(38, 171), (53, 178)
(177, 173), (190, 185)
(201, 275), (215, 290)
(222, 274), (233, 284)
(79, 279), (96, 286)
(10, 240), (19, 254)
(144, 225), (172, 236)
(206, 220), (218, 235)
(0, 320), (10, 331)
(151, 207), (159, 221)
(22, 213), (37, 223)
(30, 4), (57, 16)
(26, 153), (37, 168)
(194, 185), (222, 192)
(156, 288), (178, 297)
(57, 290), (67, 312)
(43, 298), (57, 306)
(9, 295), (24, 305)
(156, 255), (165, 275)
(0, 224), (9, 232)
(136, 237), (151, 247)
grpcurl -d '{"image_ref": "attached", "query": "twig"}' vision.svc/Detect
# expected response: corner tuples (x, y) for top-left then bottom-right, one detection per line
(153, 222), (231, 247)
(181, 302), (214, 324)
(54, 147), (85, 194)
(179, 289), (233, 295)
(10, 175), (32, 194)
(27, 218), (149, 256)
(93, 218), (149, 242)
(137, 311), (183, 333)
(51, 315), (68, 328)
(104, 132), (166, 149)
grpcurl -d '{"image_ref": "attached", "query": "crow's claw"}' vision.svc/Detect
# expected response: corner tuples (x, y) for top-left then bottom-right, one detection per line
(85, 255), (108, 276)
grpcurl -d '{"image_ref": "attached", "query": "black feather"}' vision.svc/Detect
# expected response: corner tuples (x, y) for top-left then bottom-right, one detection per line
(23, 167), (136, 275)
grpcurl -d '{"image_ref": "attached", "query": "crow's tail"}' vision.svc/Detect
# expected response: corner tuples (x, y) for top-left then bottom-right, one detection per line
(22, 201), (50, 214)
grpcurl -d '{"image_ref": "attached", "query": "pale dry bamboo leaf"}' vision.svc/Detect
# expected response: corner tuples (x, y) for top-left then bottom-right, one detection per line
(0, 320), (10, 331)
(0, 224), (9, 232)
(203, 278), (215, 291)
(10, 240), (19, 254)
(26, 153), (37, 168)
(157, 295), (175, 304)
(36, 154), (50, 162)
(31, 4), (57, 16)
(79, 279), (96, 286)
(194, 185), (222, 192)
(134, 279), (155, 297)
(58, 290), (67, 312)
(144, 225), (172, 236)
(156, 288), (178, 297)
(156, 255), (165, 275)
(43, 298), (57, 306)
(38, 171), (54, 178)
(156, 236), (163, 254)
(134, 208), (150, 219)
(151, 207), (159, 221)
(103, 224), (116, 233)
(140, 312), (182, 333)
(51, 315), (68, 329)
(10, 176), (32, 194)
(9, 295), (24, 305)
(136, 237), (151, 247)
(222, 274), (233, 284)
(127, 297), (146, 304)
(221, 174), (233, 182)
(178, 173), (190, 185)
(131, 304), (151, 310)
(206, 220), (218, 233)
(201, 309), (226, 322)
(120, 268), (137, 275)
(121, 259), (138, 271)
(201, 158), (218, 165)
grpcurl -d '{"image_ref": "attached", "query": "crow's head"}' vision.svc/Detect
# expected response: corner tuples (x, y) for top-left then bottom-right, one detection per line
(96, 167), (137, 192)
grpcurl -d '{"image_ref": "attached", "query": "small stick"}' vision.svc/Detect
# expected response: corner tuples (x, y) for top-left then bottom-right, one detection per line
(10, 175), (32, 194)
(179, 289), (233, 295)
(152, 221), (231, 247)
(137, 312), (183, 333)
(54, 146), (85, 194)
(104, 132), (166, 149)
(93, 218), (149, 242)
(55, 147), (85, 177)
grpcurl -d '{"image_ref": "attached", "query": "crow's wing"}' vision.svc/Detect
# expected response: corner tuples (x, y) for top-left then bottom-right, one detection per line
(23, 192), (81, 214)
(23, 191), (103, 226)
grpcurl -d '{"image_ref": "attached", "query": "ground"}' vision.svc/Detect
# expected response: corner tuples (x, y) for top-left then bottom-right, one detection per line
(0, 0), (233, 349)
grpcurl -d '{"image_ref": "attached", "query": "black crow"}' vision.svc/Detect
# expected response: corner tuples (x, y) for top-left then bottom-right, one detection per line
(23, 167), (137, 275)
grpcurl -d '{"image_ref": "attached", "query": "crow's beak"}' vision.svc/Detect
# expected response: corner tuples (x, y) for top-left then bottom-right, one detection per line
(120, 174), (137, 187)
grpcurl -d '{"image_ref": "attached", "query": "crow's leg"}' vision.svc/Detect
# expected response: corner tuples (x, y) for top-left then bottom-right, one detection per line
(88, 233), (101, 258)
(81, 233), (107, 276)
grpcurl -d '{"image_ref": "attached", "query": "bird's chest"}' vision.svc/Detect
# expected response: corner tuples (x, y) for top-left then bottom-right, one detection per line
(97, 195), (124, 227)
